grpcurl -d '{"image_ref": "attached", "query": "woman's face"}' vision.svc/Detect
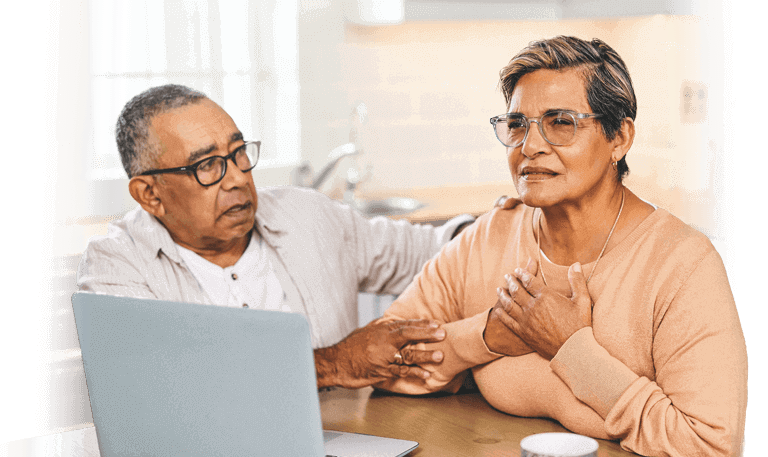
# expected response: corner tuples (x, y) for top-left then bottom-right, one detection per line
(506, 68), (620, 208)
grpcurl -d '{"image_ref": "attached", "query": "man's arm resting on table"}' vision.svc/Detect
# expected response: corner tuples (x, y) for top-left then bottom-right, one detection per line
(313, 319), (446, 389)
(372, 306), (533, 396)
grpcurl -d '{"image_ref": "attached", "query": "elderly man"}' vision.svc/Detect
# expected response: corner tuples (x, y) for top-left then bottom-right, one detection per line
(78, 84), (483, 389)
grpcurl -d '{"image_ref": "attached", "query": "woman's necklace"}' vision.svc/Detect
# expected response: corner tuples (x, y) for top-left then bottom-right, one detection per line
(537, 187), (625, 286)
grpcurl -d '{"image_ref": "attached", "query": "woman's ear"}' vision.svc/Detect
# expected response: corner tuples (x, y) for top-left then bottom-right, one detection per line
(611, 117), (635, 163)
(128, 175), (166, 217)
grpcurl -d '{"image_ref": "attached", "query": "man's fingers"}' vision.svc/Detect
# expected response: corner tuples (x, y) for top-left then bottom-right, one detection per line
(387, 319), (440, 336)
(503, 197), (523, 210)
(388, 363), (411, 378)
(390, 322), (446, 345)
(388, 364), (431, 380)
(493, 195), (523, 210)
(400, 347), (443, 365)
(409, 318), (441, 327)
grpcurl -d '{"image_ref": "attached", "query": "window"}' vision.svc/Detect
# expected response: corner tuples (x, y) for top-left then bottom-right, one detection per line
(88, 0), (300, 180)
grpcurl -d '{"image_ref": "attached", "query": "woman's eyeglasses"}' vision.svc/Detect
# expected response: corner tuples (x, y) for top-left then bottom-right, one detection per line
(490, 111), (602, 148)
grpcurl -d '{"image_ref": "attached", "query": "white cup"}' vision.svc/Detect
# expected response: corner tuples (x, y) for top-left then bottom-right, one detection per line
(520, 432), (599, 457)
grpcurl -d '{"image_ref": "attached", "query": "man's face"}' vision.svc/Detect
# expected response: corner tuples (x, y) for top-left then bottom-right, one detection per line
(149, 99), (258, 252)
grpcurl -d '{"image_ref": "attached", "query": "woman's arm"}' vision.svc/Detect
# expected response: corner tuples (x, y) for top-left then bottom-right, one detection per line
(551, 250), (747, 457)
(373, 219), (495, 394)
(374, 210), (533, 394)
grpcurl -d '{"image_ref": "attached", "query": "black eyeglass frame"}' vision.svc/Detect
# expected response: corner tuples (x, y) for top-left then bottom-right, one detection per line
(489, 111), (603, 148)
(139, 141), (261, 187)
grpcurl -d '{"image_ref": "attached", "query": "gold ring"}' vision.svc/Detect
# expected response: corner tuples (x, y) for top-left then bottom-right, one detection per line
(393, 351), (404, 365)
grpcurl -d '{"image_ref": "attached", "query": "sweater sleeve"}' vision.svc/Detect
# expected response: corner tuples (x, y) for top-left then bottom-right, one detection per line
(551, 250), (747, 457)
(373, 219), (503, 394)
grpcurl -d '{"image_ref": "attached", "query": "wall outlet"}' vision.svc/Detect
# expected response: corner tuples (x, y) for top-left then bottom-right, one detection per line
(681, 80), (708, 124)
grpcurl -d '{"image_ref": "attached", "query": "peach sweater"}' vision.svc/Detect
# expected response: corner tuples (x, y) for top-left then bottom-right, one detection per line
(378, 204), (747, 457)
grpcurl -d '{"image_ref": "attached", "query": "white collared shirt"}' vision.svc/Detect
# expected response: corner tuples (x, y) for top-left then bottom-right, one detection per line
(176, 230), (294, 313)
(78, 186), (472, 347)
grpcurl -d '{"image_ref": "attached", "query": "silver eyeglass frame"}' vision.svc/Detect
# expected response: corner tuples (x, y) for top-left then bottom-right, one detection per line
(489, 111), (603, 148)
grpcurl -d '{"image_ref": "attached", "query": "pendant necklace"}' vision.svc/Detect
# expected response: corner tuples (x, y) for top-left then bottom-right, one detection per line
(537, 187), (625, 286)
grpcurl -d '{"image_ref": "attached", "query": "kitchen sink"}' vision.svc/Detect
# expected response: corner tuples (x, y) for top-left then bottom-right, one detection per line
(356, 197), (425, 217)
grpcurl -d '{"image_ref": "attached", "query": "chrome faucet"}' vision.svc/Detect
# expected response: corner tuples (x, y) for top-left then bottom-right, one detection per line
(310, 142), (360, 190)
(289, 142), (361, 190)
(291, 102), (367, 192)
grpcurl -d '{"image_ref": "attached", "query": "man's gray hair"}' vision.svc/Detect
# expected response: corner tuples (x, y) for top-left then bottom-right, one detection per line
(116, 84), (208, 178)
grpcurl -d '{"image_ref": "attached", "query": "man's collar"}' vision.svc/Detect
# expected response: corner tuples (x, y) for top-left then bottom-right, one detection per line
(252, 188), (288, 240)
(125, 206), (186, 265)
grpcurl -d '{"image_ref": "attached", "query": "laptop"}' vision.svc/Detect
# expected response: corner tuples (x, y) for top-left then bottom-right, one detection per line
(71, 292), (418, 457)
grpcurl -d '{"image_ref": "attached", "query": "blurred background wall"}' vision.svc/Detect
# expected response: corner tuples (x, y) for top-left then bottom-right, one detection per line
(299, 7), (725, 240)
(54, 0), (728, 255)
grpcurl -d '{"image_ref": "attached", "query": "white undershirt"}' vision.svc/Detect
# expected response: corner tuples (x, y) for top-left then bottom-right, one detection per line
(176, 231), (293, 312)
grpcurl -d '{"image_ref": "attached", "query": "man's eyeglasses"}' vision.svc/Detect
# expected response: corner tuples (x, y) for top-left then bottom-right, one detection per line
(139, 141), (261, 187)
(490, 111), (603, 148)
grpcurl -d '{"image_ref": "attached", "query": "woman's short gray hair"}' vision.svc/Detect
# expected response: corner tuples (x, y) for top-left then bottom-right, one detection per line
(499, 36), (637, 180)
(116, 84), (208, 178)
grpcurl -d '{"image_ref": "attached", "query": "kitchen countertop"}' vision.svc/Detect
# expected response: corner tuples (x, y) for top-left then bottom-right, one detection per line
(356, 181), (518, 223)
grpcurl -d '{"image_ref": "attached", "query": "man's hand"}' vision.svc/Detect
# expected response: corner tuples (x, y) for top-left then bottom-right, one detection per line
(483, 299), (534, 357)
(315, 319), (446, 389)
(493, 195), (523, 210)
(452, 195), (523, 240)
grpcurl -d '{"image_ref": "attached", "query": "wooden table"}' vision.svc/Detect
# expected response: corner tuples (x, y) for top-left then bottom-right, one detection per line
(5, 387), (636, 457)
(320, 387), (637, 457)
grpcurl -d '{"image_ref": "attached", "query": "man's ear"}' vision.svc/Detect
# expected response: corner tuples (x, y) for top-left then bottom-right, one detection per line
(129, 175), (166, 217)
(611, 117), (635, 164)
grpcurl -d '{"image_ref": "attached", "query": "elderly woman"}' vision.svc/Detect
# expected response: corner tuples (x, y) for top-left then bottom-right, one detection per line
(377, 36), (747, 457)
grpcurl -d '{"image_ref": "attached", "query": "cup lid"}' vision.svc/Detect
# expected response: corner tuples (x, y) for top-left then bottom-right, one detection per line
(520, 432), (598, 456)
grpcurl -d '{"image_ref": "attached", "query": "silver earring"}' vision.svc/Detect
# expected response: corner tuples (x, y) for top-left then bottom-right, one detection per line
(612, 161), (618, 170)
